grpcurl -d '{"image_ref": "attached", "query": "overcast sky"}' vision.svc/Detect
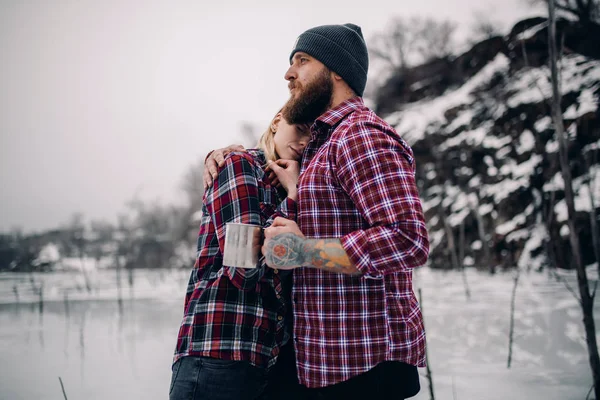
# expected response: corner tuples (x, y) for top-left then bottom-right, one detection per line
(0, 0), (543, 233)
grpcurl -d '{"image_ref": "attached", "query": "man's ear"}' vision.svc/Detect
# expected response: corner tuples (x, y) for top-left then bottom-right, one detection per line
(331, 71), (344, 82)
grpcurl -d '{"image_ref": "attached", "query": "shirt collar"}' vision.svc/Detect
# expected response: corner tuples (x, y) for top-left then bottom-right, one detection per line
(314, 96), (364, 130)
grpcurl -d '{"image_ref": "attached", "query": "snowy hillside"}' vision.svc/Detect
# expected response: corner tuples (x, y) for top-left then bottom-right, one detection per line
(379, 17), (600, 271)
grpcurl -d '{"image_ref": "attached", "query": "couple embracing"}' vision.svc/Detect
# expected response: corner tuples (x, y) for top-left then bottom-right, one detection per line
(169, 23), (430, 400)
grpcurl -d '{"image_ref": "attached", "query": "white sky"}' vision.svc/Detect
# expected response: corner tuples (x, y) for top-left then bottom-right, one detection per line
(0, 0), (543, 233)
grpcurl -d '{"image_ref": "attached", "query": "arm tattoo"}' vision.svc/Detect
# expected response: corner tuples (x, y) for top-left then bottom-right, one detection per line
(264, 233), (307, 269)
(266, 233), (361, 275)
(305, 239), (361, 276)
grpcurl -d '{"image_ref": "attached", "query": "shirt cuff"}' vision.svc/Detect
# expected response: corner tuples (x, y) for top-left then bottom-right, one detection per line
(340, 230), (382, 279)
(278, 198), (297, 220)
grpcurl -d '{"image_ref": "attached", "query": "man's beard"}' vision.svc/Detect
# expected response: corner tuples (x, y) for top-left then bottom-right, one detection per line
(282, 67), (333, 125)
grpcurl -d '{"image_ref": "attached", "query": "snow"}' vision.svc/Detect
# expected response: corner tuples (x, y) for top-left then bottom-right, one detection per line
(428, 216), (439, 226)
(543, 172), (564, 191)
(479, 203), (494, 215)
(439, 126), (487, 151)
(514, 22), (547, 41)
(482, 156), (542, 204)
(484, 134), (513, 150)
(34, 243), (61, 265)
(446, 109), (474, 132)
(1, 267), (597, 400)
(507, 56), (600, 110)
(546, 138), (559, 153)
(428, 230), (445, 251)
(553, 166), (600, 222)
(583, 139), (600, 153)
(496, 146), (512, 159)
(517, 130), (535, 155)
(496, 213), (526, 235)
(447, 207), (470, 227)
(517, 225), (547, 270)
(422, 196), (442, 213)
(506, 228), (530, 242)
(535, 116), (552, 132)
(390, 54), (510, 144)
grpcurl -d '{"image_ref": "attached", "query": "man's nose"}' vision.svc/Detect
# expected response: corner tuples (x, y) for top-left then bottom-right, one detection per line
(284, 65), (296, 81)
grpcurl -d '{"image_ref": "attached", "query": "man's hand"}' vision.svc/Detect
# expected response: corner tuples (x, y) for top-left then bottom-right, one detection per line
(266, 160), (300, 200)
(203, 144), (245, 190)
(262, 218), (306, 270)
(262, 217), (361, 275)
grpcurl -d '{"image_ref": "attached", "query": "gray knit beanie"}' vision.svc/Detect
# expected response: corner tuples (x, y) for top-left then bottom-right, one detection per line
(290, 23), (369, 97)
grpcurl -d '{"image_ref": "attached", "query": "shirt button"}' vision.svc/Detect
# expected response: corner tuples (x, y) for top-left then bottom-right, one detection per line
(273, 269), (279, 274)
(276, 293), (281, 299)
(277, 315), (283, 321)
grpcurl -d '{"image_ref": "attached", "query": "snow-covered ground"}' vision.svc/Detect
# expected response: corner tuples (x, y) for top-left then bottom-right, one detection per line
(0, 267), (596, 399)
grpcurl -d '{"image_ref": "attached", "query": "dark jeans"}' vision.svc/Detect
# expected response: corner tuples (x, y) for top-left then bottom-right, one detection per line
(301, 361), (420, 400)
(169, 343), (302, 400)
(169, 356), (267, 400)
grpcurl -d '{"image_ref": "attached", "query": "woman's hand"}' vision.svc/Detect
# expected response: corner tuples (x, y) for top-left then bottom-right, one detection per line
(266, 159), (300, 200)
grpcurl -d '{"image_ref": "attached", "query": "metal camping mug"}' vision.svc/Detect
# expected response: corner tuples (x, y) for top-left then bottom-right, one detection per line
(223, 223), (263, 268)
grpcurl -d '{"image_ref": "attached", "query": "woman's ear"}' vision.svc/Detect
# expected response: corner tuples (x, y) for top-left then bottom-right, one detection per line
(271, 113), (283, 133)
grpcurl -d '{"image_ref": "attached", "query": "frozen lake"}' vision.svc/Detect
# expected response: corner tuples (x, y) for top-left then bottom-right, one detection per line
(0, 267), (596, 399)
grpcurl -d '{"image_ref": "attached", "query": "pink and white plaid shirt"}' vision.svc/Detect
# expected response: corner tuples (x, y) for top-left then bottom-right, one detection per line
(293, 97), (429, 388)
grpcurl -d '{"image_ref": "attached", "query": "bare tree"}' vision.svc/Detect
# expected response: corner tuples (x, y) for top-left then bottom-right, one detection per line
(582, 148), (600, 281)
(418, 288), (436, 400)
(67, 213), (91, 292)
(507, 267), (521, 368)
(531, 0), (600, 24)
(181, 158), (205, 216)
(470, 11), (503, 41)
(413, 18), (457, 61)
(369, 16), (457, 72)
(548, 0), (600, 397)
(369, 17), (413, 71)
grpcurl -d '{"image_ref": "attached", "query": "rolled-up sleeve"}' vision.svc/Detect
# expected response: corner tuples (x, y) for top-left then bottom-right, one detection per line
(205, 153), (266, 290)
(335, 122), (429, 277)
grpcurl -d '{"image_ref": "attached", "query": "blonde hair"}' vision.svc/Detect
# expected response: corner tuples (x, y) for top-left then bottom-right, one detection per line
(257, 110), (311, 163)
(256, 111), (280, 163)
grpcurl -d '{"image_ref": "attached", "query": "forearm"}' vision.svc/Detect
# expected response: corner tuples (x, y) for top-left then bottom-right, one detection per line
(305, 238), (361, 275)
(265, 233), (361, 276)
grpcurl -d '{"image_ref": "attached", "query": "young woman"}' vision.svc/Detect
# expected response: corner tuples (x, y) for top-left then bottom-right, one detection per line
(169, 112), (310, 400)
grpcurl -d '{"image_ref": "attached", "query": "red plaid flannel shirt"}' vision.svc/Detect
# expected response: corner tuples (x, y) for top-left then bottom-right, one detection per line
(173, 149), (296, 369)
(293, 97), (429, 388)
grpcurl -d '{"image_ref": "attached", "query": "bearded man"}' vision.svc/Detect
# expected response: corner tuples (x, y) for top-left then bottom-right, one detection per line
(205, 23), (429, 400)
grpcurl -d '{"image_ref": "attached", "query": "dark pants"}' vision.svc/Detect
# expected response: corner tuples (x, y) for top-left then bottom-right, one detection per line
(301, 361), (420, 400)
(169, 343), (301, 400)
(263, 342), (305, 400)
(169, 356), (267, 400)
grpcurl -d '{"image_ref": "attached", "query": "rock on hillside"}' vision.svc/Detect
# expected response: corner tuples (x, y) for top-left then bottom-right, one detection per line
(377, 17), (600, 272)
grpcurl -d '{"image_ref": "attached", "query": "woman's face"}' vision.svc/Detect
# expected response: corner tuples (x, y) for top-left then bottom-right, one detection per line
(272, 115), (310, 160)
